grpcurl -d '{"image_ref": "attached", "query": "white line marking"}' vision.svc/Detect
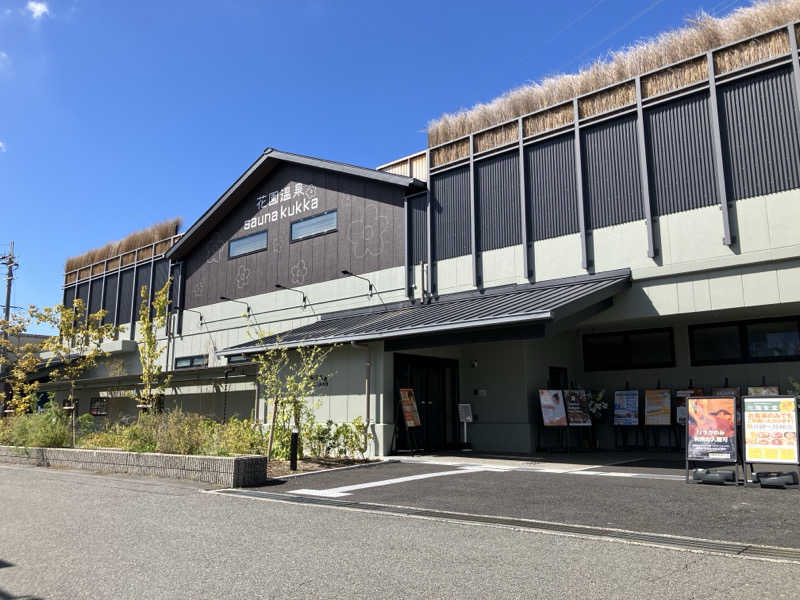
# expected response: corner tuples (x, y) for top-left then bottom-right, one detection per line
(291, 467), (499, 498)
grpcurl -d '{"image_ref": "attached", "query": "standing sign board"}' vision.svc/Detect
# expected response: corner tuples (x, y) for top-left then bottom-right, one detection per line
(644, 390), (671, 425)
(743, 396), (799, 464)
(614, 390), (639, 425)
(747, 386), (780, 396)
(675, 389), (704, 425)
(399, 388), (421, 428)
(539, 390), (567, 426)
(687, 396), (737, 461)
(565, 390), (592, 426)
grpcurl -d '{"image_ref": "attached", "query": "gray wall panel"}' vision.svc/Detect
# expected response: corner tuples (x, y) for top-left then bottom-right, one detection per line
(431, 166), (471, 260)
(645, 91), (717, 216)
(525, 133), (579, 241)
(88, 279), (102, 317)
(117, 268), (134, 326)
(409, 195), (427, 264)
(719, 65), (800, 201)
(581, 115), (643, 229)
(102, 273), (117, 325)
(475, 150), (522, 251)
(63, 286), (75, 309)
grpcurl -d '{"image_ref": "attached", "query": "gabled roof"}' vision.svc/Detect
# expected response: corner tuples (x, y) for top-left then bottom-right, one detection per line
(167, 148), (427, 260)
(218, 269), (631, 354)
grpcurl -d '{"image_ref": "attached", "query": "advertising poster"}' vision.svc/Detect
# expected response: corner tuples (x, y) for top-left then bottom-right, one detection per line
(675, 389), (704, 425)
(399, 388), (421, 428)
(645, 390), (671, 425)
(539, 390), (567, 427)
(614, 390), (639, 426)
(747, 385), (780, 396)
(564, 390), (592, 426)
(687, 396), (737, 461)
(744, 396), (799, 464)
(712, 387), (740, 400)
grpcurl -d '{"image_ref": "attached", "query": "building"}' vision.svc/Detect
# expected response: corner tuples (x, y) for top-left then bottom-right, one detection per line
(53, 18), (800, 456)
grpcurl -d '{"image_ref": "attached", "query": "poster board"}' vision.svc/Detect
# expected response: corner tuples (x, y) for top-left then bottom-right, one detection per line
(747, 385), (780, 396)
(712, 387), (740, 399)
(613, 390), (639, 426)
(675, 389), (704, 425)
(645, 390), (671, 425)
(539, 390), (567, 426)
(687, 396), (737, 462)
(399, 388), (421, 428)
(457, 403), (473, 423)
(564, 390), (592, 426)
(743, 396), (799, 465)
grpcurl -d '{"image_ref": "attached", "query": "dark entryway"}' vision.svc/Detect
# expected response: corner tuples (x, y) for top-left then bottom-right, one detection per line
(393, 353), (459, 452)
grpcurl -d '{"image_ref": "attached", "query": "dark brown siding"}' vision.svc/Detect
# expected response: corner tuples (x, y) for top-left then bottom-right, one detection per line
(183, 164), (405, 309)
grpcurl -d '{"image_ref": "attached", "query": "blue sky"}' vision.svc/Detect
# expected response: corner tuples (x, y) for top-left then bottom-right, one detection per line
(1, 0), (750, 327)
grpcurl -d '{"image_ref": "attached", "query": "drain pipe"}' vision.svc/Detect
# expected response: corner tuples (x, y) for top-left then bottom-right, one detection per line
(350, 341), (372, 454)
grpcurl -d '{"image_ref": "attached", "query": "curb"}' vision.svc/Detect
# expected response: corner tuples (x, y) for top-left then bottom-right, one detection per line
(274, 458), (400, 480)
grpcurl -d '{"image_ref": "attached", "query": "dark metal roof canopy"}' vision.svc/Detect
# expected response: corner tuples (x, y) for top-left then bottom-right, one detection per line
(219, 269), (631, 355)
(167, 148), (427, 261)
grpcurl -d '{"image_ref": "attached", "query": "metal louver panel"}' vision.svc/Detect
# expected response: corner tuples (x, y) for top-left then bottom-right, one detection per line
(525, 133), (579, 241)
(431, 166), (471, 260)
(475, 150), (522, 251)
(409, 194), (427, 264)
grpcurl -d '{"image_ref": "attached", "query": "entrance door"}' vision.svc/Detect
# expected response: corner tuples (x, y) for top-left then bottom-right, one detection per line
(394, 354), (458, 452)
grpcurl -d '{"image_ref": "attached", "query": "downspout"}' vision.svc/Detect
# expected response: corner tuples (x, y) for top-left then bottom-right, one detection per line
(350, 341), (371, 454)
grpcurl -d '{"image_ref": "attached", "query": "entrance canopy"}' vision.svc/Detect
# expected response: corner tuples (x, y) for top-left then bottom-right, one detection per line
(218, 269), (630, 356)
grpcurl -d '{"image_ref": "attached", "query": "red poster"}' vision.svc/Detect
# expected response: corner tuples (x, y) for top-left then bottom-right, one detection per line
(399, 388), (421, 428)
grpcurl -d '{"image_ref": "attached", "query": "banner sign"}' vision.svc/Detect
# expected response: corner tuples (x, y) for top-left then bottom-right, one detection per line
(747, 385), (780, 396)
(744, 396), (799, 464)
(687, 396), (737, 461)
(645, 390), (671, 425)
(399, 388), (421, 428)
(539, 390), (567, 427)
(614, 390), (639, 425)
(565, 390), (592, 426)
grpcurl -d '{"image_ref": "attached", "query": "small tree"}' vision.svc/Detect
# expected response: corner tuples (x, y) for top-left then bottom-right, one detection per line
(133, 279), (172, 413)
(0, 311), (44, 414)
(32, 298), (118, 445)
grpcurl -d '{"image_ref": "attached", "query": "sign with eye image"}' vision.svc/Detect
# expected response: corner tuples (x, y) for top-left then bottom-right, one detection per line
(687, 396), (737, 462)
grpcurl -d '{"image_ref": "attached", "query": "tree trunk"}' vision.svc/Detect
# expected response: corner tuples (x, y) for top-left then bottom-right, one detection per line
(70, 383), (76, 447)
(266, 398), (280, 469)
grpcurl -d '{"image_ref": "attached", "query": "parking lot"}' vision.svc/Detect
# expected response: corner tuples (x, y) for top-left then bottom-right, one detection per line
(222, 455), (800, 551)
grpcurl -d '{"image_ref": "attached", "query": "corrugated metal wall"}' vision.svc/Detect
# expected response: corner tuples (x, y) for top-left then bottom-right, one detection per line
(645, 92), (718, 215)
(88, 279), (102, 316)
(102, 273), (117, 325)
(409, 195), (427, 264)
(475, 150), (521, 252)
(525, 133), (579, 241)
(63, 286), (75, 308)
(719, 66), (800, 201)
(117, 268), (134, 326)
(581, 115), (643, 229)
(431, 166), (471, 260)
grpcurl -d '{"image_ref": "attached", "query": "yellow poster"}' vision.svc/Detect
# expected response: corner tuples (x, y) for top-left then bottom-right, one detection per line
(744, 396), (799, 464)
(645, 389), (671, 426)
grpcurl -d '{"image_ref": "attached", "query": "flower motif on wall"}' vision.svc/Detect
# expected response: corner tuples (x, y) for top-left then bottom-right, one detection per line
(204, 233), (225, 264)
(192, 280), (205, 298)
(347, 204), (390, 259)
(290, 259), (308, 285)
(235, 264), (251, 290)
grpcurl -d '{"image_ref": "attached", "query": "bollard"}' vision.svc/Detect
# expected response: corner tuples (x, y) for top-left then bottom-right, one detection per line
(290, 428), (299, 471)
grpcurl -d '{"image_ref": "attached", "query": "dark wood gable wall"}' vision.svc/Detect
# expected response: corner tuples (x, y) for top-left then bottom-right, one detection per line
(183, 164), (405, 309)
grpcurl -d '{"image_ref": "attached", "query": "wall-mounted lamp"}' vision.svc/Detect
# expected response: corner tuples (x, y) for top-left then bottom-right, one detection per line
(183, 308), (204, 326)
(341, 270), (376, 297)
(275, 284), (308, 307)
(220, 296), (252, 317)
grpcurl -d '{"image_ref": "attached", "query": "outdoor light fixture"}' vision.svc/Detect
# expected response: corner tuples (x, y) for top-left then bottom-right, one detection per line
(219, 296), (252, 316)
(341, 270), (376, 297)
(183, 308), (204, 326)
(275, 284), (308, 307)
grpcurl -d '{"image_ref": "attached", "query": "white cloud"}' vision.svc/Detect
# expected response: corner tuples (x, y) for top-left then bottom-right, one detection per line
(26, 1), (49, 19)
(0, 141), (6, 153)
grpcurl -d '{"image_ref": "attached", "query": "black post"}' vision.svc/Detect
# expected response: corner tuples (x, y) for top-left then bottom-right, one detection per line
(289, 428), (299, 471)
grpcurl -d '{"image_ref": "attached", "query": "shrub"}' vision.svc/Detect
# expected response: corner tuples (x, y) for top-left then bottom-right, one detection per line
(0, 402), (94, 448)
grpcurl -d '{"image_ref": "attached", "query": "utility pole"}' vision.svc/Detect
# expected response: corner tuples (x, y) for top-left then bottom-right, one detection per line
(0, 242), (18, 412)
(1, 241), (18, 327)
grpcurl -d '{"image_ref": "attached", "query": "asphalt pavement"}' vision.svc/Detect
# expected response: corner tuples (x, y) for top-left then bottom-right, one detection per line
(2, 462), (800, 599)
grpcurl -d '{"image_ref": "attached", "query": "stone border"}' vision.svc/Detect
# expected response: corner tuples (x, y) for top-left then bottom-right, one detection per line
(0, 445), (266, 487)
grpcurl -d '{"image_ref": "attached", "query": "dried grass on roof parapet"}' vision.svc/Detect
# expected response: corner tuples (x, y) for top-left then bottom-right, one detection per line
(428, 0), (800, 148)
(65, 218), (182, 273)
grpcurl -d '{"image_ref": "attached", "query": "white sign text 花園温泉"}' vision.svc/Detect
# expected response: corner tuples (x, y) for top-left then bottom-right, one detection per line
(243, 183), (319, 231)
